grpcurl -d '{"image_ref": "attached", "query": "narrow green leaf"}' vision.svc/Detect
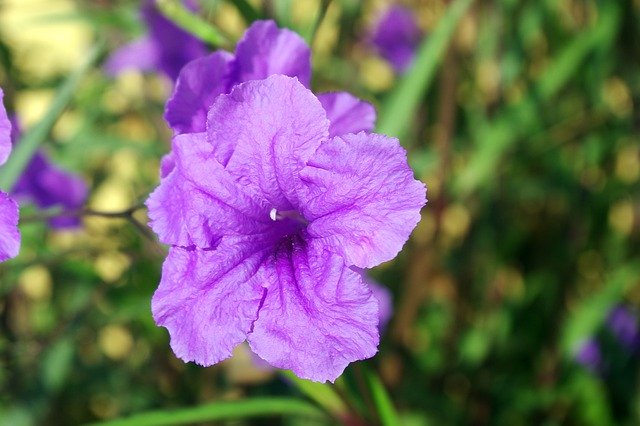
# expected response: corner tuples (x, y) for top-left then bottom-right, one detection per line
(302, 0), (332, 44)
(84, 397), (325, 426)
(376, 0), (474, 140)
(156, 0), (231, 48)
(227, 0), (263, 23)
(363, 366), (400, 426)
(0, 41), (105, 192)
(281, 370), (348, 417)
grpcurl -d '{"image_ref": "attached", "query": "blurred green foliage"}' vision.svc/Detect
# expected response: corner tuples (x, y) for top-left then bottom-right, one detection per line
(1, 0), (640, 425)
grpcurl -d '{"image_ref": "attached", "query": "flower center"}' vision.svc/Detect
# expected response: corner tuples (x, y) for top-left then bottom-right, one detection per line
(269, 208), (308, 225)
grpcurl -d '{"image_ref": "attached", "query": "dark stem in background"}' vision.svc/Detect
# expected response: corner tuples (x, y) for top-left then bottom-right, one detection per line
(20, 204), (155, 241)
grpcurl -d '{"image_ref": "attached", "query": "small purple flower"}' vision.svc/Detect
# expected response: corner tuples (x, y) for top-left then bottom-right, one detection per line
(104, 0), (207, 81)
(370, 5), (423, 73)
(607, 305), (640, 351)
(146, 75), (426, 382)
(0, 88), (20, 262)
(576, 338), (602, 373)
(10, 119), (88, 229)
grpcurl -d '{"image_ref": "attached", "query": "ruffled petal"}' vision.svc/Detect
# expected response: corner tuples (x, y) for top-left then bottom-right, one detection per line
(231, 20), (311, 87)
(318, 92), (376, 138)
(206, 75), (329, 210)
(164, 51), (234, 134)
(142, 0), (208, 81)
(248, 237), (379, 382)
(104, 37), (160, 77)
(0, 88), (11, 166)
(152, 241), (271, 366)
(146, 132), (274, 248)
(299, 132), (426, 268)
(0, 191), (20, 262)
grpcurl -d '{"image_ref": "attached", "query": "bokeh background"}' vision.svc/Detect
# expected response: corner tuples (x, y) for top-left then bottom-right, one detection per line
(1, 0), (640, 424)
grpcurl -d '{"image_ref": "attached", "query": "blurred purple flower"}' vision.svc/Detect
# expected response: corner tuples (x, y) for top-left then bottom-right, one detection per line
(370, 5), (423, 73)
(576, 338), (602, 373)
(10, 119), (88, 229)
(146, 75), (426, 382)
(607, 305), (640, 351)
(0, 88), (20, 262)
(368, 277), (393, 330)
(104, 0), (207, 81)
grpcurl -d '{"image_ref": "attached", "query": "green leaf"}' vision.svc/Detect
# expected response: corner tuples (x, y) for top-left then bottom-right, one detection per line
(376, 0), (474, 140)
(156, 0), (231, 48)
(0, 41), (105, 192)
(84, 397), (325, 426)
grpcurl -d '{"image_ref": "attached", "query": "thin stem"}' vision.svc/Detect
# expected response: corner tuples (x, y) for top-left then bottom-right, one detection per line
(20, 204), (155, 241)
(156, 0), (231, 48)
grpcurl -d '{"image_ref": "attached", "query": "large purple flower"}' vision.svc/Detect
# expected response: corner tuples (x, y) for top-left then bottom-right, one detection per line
(370, 5), (423, 73)
(0, 89), (20, 262)
(104, 0), (207, 81)
(146, 75), (426, 382)
(164, 20), (374, 137)
(10, 119), (88, 229)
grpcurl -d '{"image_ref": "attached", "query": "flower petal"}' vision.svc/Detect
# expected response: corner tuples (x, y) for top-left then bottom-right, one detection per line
(0, 88), (11, 166)
(165, 51), (234, 134)
(231, 20), (311, 87)
(207, 75), (329, 210)
(104, 37), (160, 77)
(248, 237), (379, 382)
(152, 241), (270, 366)
(147, 132), (274, 248)
(0, 191), (20, 262)
(300, 132), (426, 268)
(142, 0), (208, 81)
(318, 92), (376, 138)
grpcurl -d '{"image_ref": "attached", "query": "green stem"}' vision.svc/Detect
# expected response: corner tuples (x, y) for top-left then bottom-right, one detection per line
(280, 370), (349, 418)
(156, 0), (231, 48)
(84, 397), (325, 426)
(0, 40), (105, 192)
(362, 366), (400, 426)
(376, 0), (474, 141)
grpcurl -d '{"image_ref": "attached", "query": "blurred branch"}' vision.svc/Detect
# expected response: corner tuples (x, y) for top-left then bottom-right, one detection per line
(226, 0), (263, 23)
(0, 41), (105, 192)
(21, 204), (155, 241)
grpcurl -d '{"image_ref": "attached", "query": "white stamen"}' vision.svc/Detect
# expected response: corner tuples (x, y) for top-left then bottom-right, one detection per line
(269, 208), (278, 221)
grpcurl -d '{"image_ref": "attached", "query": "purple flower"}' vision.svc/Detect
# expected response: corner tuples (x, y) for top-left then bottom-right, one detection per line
(10, 119), (88, 229)
(0, 88), (20, 262)
(146, 75), (426, 382)
(104, 0), (207, 81)
(370, 5), (423, 73)
(576, 338), (602, 373)
(607, 305), (640, 351)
